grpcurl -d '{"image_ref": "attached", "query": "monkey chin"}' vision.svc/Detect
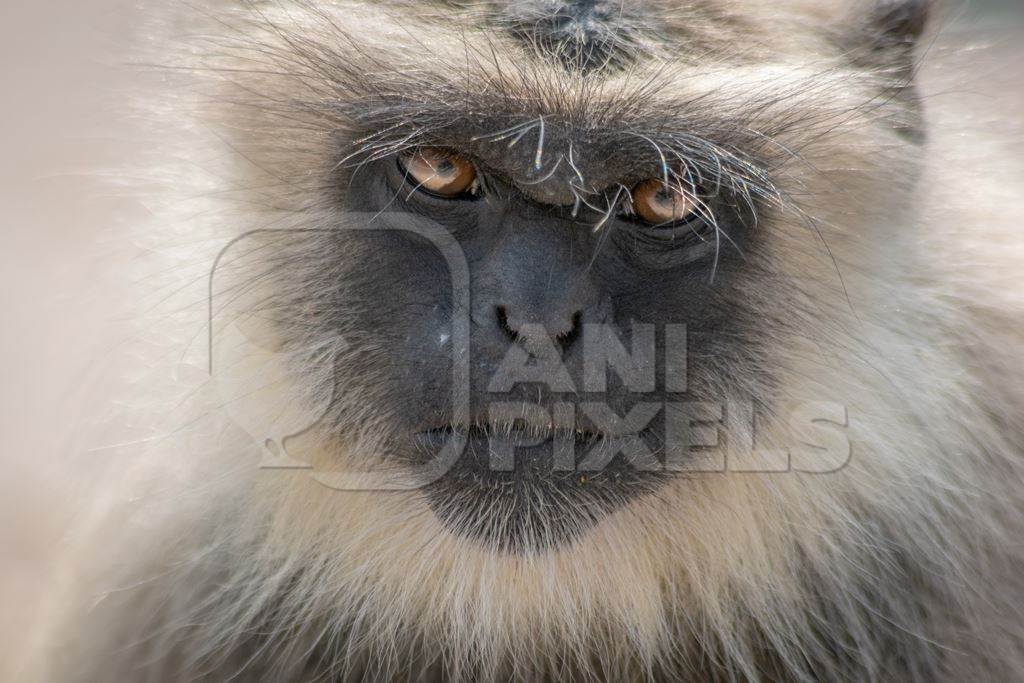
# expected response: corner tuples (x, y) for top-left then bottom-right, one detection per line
(415, 424), (669, 553)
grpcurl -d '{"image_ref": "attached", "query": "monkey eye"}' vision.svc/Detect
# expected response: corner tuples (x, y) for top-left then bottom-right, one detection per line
(398, 148), (479, 199)
(629, 179), (700, 226)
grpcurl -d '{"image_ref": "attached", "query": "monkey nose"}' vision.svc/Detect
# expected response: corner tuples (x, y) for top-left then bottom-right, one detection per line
(496, 305), (583, 355)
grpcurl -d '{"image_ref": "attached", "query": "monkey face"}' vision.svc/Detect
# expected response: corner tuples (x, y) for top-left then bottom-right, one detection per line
(284, 141), (762, 551)
(211, 0), (928, 560)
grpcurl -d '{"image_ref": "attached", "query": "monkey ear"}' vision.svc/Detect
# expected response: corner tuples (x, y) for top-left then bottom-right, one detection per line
(866, 0), (930, 51)
(842, 0), (930, 76)
(840, 0), (930, 140)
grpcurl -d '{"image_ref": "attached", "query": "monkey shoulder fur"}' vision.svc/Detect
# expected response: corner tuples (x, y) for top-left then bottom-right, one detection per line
(25, 1), (1024, 682)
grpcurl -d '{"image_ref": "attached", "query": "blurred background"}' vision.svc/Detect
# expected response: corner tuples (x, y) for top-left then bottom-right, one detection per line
(971, 0), (1024, 22)
(0, 0), (1021, 679)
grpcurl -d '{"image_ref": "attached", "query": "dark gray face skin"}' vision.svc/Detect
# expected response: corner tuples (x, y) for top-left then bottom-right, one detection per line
(296, 149), (762, 553)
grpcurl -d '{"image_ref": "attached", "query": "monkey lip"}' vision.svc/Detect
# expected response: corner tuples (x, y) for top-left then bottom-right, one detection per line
(412, 419), (668, 553)
(415, 421), (606, 449)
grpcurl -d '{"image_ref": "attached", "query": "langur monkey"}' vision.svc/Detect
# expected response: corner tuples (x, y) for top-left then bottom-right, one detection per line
(27, 1), (1024, 681)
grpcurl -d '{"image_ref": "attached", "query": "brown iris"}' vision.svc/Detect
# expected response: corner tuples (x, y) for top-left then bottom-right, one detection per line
(399, 148), (477, 198)
(631, 179), (699, 225)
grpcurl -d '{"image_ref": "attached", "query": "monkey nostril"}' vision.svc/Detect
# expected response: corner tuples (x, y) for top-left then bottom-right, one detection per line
(556, 310), (584, 351)
(495, 305), (583, 351)
(495, 305), (519, 343)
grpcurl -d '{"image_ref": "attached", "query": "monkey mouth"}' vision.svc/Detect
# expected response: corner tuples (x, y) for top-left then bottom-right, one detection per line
(416, 421), (604, 451)
(413, 419), (668, 554)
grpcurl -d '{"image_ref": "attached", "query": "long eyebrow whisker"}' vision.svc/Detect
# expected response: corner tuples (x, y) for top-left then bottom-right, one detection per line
(335, 128), (424, 170)
(592, 184), (624, 233)
(584, 184), (627, 274)
(570, 190), (582, 218)
(519, 155), (564, 185)
(619, 183), (634, 205)
(351, 120), (412, 147)
(567, 142), (586, 188)
(565, 141), (600, 209)
(572, 187), (606, 214)
(507, 124), (538, 149)
(366, 166), (430, 223)
(627, 132), (670, 187)
(533, 116), (546, 171)
(471, 120), (538, 143)
(711, 218), (722, 283)
(405, 171), (440, 201)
